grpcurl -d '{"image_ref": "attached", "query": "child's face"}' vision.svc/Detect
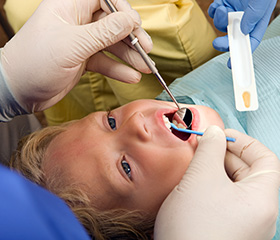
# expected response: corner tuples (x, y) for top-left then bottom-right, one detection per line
(43, 100), (224, 215)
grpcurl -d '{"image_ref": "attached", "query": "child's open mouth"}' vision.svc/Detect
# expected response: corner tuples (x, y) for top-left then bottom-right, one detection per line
(163, 110), (193, 141)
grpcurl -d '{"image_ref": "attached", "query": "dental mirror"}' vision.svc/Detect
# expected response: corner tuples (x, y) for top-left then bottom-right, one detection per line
(172, 107), (193, 129)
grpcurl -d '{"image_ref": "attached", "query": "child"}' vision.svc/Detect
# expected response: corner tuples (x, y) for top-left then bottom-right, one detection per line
(10, 99), (224, 239)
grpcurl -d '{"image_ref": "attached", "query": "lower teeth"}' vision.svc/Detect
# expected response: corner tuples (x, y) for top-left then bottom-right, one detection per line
(172, 120), (186, 129)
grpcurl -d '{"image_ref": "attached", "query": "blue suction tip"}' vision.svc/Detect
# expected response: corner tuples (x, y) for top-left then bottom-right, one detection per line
(170, 123), (235, 142)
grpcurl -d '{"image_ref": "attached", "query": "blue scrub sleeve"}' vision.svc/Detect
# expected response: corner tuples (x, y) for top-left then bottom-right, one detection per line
(0, 52), (28, 122)
(0, 165), (90, 240)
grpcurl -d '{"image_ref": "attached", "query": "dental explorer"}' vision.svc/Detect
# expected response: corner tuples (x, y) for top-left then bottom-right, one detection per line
(103, 0), (191, 126)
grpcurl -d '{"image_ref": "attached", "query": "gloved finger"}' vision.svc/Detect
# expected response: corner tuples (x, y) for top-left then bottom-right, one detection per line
(213, 5), (231, 32)
(177, 126), (227, 191)
(92, 3), (153, 55)
(247, 14), (271, 52)
(77, 10), (142, 60)
(241, 10), (264, 36)
(249, 36), (260, 53)
(225, 129), (265, 166)
(106, 41), (151, 74)
(212, 35), (229, 52)
(154, 126), (228, 240)
(225, 135), (279, 183)
(131, 27), (153, 53)
(242, 14), (272, 54)
(225, 150), (250, 181)
(93, 9), (153, 55)
(225, 129), (280, 192)
(241, 0), (276, 35)
(100, 0), (153, 54)
(120, 29), (153, 54)
(241, 1), (276, 54)
(225, 129), (279, 169)
(92, 8), (108, 21)
(227, 58), (231, 69)
(101, 0), (134, 14)
(86, 52), (141, 83)
(208, 0), (223, 19)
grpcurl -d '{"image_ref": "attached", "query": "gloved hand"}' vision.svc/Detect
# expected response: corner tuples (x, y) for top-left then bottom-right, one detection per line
(154, 126), (280, 240)
(0, 0), (153, 112)
(208, 0), (276, 67)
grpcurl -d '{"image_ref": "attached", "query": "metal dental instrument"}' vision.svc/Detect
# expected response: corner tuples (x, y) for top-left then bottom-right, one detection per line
(104, 0), (189, 125)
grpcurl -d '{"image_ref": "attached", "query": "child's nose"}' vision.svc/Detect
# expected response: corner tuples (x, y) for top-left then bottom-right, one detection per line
(121, 112), (151, 142)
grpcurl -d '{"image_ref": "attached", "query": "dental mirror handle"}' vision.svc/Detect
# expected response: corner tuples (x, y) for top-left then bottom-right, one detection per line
(104, 0), (181, 110)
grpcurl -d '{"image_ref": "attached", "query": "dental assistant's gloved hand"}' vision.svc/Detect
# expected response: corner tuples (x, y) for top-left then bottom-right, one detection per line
(0, 0), (152, 113)
(154, 126), (280, 240)
(208, 0), (276, 67)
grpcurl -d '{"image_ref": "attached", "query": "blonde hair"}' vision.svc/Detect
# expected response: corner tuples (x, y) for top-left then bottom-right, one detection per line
(10, 125), (154, 240)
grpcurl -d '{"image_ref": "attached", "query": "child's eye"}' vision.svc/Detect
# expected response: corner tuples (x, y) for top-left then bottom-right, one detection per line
(121, 159), (131, 179)
(107, 112), (116, 130)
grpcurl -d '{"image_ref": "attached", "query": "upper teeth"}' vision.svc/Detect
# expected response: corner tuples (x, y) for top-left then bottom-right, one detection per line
(163, 115), (171, 130)
(163, 115), (187, 130)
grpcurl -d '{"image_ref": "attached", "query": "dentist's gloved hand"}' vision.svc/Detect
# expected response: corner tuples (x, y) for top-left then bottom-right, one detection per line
(154, 126), (280, 240)
(1, 0), (152, 112)
(208, 0), (276, 67)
